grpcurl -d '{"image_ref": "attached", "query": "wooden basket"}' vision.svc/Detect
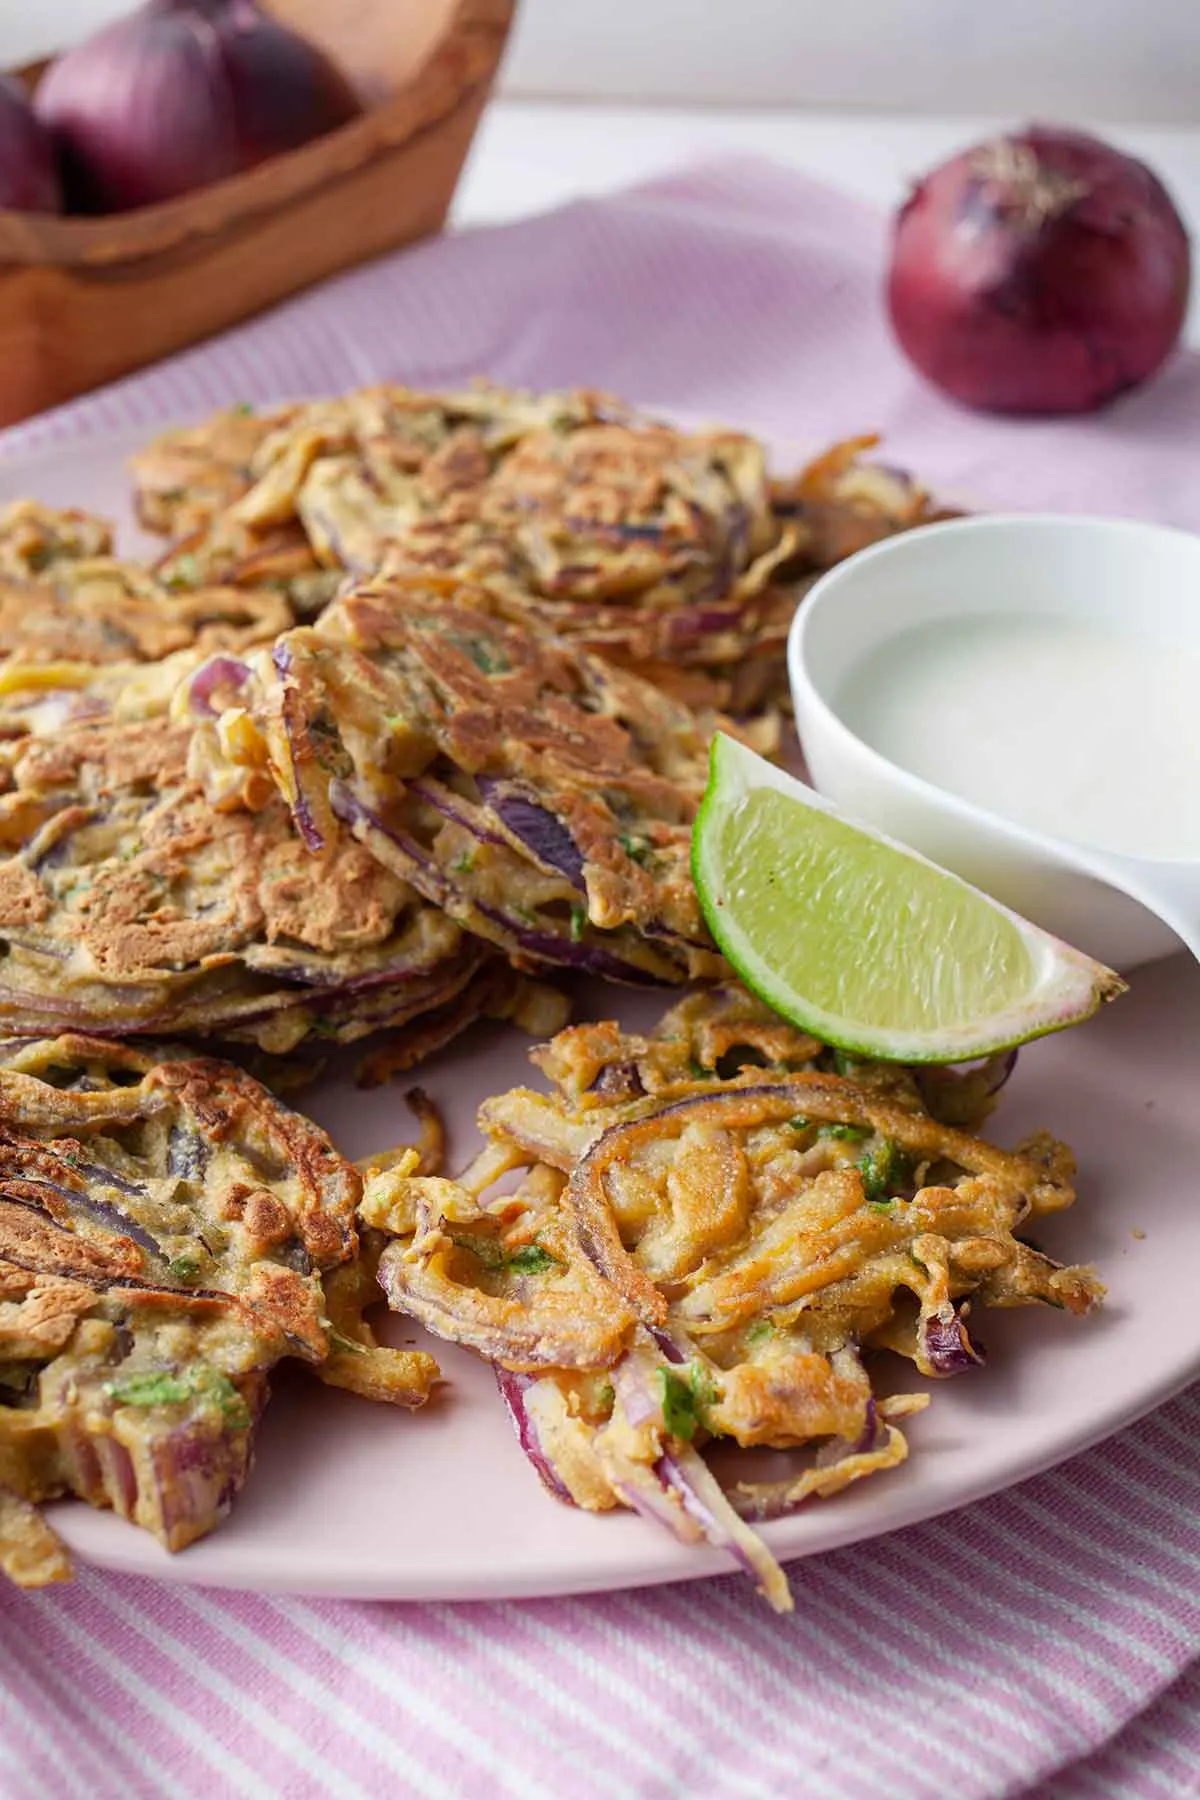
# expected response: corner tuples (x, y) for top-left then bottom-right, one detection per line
(0, 0), (515, 427)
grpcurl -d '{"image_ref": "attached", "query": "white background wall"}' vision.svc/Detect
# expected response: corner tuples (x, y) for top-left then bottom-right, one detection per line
(504, 0), (1200, 123)
(5, 0), (1199, 124)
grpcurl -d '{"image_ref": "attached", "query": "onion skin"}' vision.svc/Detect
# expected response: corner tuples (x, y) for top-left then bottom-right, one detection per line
(887, 126), (1192, 415)
(0, 75), (62, 214)
(35, 0), (362, 216)
(196, 0), (361, 168)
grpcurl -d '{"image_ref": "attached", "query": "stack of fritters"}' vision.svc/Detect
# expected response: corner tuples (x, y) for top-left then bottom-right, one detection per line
(0, 718), (537, 1054)
(0, 500), (290, 741)
(0, 1034), (436, 1586)
(362, 987), (1102, 1611)
(0, 383), (1089, 1603)
(131, 384), (946, 713)
(184, 575), (727, 986)
(0, 500), (114, 576)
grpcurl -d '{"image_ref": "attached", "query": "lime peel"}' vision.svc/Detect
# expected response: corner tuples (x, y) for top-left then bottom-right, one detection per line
(692, 733), (1125, 1065)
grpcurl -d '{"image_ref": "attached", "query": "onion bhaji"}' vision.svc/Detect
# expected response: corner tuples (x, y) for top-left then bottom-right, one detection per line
(0, 1033), (438, 1585)
(181, 576), (727, 986)
(361, 988), (1102, 1612)
(131, 385), (947, 713)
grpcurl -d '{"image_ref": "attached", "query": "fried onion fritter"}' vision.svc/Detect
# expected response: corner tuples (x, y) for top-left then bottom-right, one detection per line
(363, 987), (1102, 1611)
(0, 1033), (437, 1585)
(129, 384), (949, 713)
(0, 502), (292, 744)
(0, 719), (499, 1054)
(181, 577), (728, 986)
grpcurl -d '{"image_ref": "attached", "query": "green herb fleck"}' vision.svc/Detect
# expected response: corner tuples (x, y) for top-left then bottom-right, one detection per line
(820, 1122), (870, 1142)
(618, 833), (651, 865)
(657, 1363), (717, 1441)
(106, 1364), (250, 1428)
(868, 1199), (897, 1215)
(833, 1050), (862, 1077)
(231, 401), (255, 416)
(164, 553), (201, 592)
(326, 1328), (368, 1356)
(195, 1368), (252, 1427)
(166, 1254), (202, 1283)
(597, 1380), (615, 1414)
(449, 1230), (507, 1271)
(747, 1319), (775, 1345)
(449, 1232), (560, 1276)
(569, 905), (587, 942)
(857, 1140), (908, 1205)
(107, 1370), (191, 1409)
(451, 635), (508, 675)
(506, 1244), (561, 1276)
(788, 1115), (811, 1132)
(687, 1059), (711, 1080)
(309, 710), (353, 778)
(306, 1015), (343, 1040)
(451, 851), (476, 875)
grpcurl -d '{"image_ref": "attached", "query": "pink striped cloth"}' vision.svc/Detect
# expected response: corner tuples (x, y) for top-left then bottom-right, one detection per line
(3, 159), (1199, 1800)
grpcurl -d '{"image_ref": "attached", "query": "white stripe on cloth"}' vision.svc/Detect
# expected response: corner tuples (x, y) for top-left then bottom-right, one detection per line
(266, 1594), (560, 1800)
(423, 1603), (663, 1800)
(692, 1571), (1041, 1795)
(1, 161), (1199, 1800)
(6, 1593), (202, 1800)
(109, 1580), (386, 1800)
(0, 1634), (108, 1800)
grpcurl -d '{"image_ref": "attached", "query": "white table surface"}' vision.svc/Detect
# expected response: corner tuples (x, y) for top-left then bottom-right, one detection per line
(455, 102), (1200, 344)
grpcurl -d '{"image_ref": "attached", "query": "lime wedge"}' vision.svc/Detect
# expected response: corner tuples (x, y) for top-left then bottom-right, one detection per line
(692, 733), (1125, 1063)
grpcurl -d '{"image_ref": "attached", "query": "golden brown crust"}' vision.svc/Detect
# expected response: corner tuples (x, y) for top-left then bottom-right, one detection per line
(0, 720), (470, 1050)
(188, 577), (727, 985)
(365, 987), (1101, 1582)
(130, 406), (295, 536)
(0, 565), (289, 669)
(0, 1486), (72, 1586)
(0, 502), (112, 576)
(126, 385), (950, 717)
(0, 1033), (434, 1581)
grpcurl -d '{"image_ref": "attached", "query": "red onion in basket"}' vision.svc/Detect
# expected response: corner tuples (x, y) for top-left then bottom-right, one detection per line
(0, 75), (61, 213)
(36, 0), (362, 215)
(887, 126), (1192, 414)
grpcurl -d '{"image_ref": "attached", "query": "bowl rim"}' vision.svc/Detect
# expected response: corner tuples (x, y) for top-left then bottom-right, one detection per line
(786, 510), (1200, 885)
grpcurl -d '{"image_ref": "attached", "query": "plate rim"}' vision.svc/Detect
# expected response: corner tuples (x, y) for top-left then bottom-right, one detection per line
(4, 420), (1196, 1603)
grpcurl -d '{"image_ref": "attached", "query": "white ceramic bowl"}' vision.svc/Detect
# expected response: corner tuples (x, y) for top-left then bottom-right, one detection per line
(787, 513), (1200, 970)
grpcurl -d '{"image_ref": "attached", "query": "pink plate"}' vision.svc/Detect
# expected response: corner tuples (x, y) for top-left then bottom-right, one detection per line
(1, 428), (1195, 1602)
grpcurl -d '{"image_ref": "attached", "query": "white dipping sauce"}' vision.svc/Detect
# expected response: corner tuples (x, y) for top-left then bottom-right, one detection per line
(835, 613), (1199, 861)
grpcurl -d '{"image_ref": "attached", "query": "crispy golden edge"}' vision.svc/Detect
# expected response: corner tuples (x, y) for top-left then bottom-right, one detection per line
(0, 1486), (72, 1587)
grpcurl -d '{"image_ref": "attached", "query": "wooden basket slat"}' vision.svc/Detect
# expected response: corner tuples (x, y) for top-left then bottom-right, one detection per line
(0, 0), (513, 425)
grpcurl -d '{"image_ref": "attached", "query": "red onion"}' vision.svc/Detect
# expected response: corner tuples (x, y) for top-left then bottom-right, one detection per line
(184, 652), (252, 720)
(474, 776), (587, 890)
(493, 1368), (578, 1505)
(922, 1308), (986, 1376)
(35, 0), (362, 215)
(0, 74), (61, 213)
(887, 126), (1192, 414)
